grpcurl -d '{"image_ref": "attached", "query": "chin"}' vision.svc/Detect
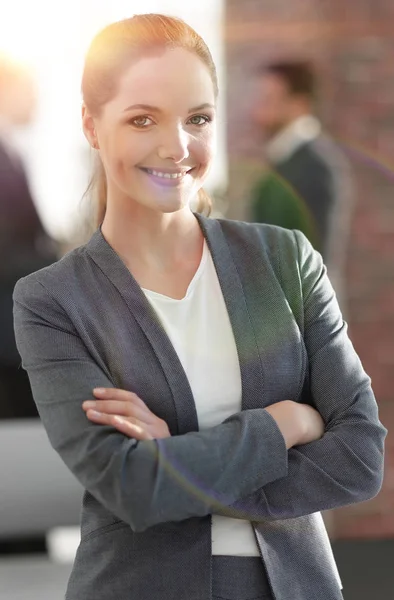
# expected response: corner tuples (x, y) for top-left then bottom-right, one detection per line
(149, 192), (194, 214)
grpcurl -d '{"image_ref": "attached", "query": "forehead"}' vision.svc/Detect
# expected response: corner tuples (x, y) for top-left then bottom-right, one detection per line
(109, 47), (215, 112)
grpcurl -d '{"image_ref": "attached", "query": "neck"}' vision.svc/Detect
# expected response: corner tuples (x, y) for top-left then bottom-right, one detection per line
(101, 201), (203, 271)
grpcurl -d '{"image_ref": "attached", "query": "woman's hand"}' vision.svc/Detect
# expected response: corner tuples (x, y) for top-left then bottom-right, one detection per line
(82, 388), (171, 440)
(295, 402), (326, 446)
(265, 400), (325, 449)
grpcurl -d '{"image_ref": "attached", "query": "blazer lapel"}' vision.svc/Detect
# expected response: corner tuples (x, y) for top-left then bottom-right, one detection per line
(199, 215), (305, 405)
(195, 214), (265, 411)
(86, 229), (198, 435)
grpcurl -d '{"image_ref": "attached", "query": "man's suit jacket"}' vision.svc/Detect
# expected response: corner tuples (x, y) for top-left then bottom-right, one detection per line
(0, 140), (56, 365)
(13, 215), (386, 600)
(250, 135), (353, 265)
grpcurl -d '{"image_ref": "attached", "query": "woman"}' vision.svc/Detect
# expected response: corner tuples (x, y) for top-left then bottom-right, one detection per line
(13, 14), (386, 600)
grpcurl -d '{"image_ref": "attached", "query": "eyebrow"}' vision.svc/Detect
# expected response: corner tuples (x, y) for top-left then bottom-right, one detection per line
(123, 103), (215, 113)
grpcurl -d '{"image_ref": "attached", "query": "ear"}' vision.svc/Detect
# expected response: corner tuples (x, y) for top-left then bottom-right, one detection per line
(82, 103), (99, 149)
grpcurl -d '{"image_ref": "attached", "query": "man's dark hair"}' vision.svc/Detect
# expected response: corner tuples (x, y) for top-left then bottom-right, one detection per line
(261, 61), (317, 99)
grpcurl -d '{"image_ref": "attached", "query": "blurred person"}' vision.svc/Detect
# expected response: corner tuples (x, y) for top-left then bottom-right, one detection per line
(0, 55), (57, 419)
(13, 15), (386, 600)
(250, 61), (353, 298)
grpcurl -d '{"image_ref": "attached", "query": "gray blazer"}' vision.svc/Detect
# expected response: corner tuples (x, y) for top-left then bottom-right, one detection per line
(13, 215), (386, 600)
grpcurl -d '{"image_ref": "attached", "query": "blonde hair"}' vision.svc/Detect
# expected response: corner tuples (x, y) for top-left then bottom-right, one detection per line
(82, 14), (218, 226)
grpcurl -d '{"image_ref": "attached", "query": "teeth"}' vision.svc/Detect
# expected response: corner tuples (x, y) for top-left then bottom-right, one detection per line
(146, 169), (186, 179)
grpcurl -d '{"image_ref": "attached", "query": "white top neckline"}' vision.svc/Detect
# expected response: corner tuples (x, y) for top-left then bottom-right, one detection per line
(141, 240), (208, 303)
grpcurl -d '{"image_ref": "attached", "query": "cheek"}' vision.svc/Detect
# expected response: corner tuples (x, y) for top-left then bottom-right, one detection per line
(106, 134), (147, 176)
(192, 130), (216, 169)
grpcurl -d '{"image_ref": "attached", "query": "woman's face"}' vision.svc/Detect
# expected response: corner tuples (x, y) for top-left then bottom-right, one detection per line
(84, 47), (217, 214)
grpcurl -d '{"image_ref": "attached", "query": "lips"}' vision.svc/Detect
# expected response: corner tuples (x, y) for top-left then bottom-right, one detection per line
(139, 166), (195, 187)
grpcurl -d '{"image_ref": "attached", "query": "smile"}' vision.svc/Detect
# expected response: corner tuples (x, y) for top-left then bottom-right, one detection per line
(140, 167), (194, 179)
(139, 167), (195, 187)
(145, 169), (185, 179)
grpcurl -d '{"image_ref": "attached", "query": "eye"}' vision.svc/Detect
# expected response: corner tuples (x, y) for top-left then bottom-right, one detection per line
(187, 114), (212, 126)
(128, 116), (154, 128)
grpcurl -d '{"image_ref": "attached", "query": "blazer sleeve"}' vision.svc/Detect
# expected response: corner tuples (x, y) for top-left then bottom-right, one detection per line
(216, 229), (387, 522)
(13, 275), (288, 533)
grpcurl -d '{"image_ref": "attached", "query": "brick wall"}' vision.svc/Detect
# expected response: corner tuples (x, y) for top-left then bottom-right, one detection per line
(225, 1), (394, 539)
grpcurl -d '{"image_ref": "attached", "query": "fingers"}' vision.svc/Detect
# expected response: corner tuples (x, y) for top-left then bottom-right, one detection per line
(93, 388), (147, 409)
(82, 399), (152, 423)
(83, 400), (130, 416)
(85, 409), (153, 440)
(85, 387), (154, 422)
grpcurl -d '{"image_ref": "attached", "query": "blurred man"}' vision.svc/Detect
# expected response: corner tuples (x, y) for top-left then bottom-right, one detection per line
(250, 61), (353, 280)
(0, 55), (57, 419)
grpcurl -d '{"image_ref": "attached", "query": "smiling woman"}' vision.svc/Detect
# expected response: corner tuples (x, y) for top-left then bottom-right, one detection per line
(13, 12), (386, 600)
(82, 15), (218, 228)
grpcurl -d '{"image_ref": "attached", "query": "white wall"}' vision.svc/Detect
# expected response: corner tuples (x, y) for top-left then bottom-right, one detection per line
(0, 1), (226, 240)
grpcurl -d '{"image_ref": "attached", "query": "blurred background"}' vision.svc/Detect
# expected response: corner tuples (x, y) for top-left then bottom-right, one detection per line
(0, 1), (393, 599)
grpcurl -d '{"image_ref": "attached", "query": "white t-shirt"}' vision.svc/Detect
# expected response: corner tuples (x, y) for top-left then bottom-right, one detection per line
(142, 240), (259, 556)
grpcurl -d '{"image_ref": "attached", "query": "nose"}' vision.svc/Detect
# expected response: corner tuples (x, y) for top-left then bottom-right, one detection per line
(157, 124), (190, 163)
